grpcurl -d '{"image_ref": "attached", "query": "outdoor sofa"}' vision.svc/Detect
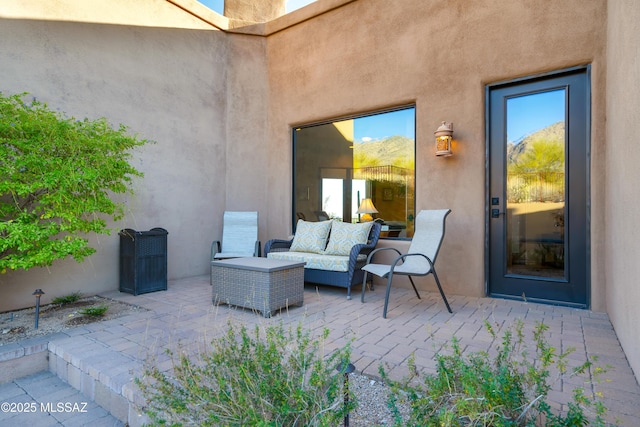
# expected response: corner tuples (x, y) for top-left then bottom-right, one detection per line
(264, 220), (381, 299)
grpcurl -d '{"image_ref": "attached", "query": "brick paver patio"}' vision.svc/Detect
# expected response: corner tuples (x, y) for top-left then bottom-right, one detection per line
(1, 274), (639, 426)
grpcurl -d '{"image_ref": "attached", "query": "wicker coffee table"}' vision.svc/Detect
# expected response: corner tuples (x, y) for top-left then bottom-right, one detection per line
(211, 257), (305, 317)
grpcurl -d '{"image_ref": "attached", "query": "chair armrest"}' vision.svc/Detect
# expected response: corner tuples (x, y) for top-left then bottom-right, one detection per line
(211, 240), (221, 261)
(348, 241), (377, 260)
(347, 222), (383, 272)
(364, 246), (403, 263)
(264, 238), (294, 255)
(391, 252), (435, 271)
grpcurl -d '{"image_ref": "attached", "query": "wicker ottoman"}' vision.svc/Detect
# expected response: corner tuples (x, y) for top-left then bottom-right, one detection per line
(211, 257), (305, 317)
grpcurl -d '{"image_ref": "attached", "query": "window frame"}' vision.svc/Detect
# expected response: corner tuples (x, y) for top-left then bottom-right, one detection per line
(291, 105), (417, 238)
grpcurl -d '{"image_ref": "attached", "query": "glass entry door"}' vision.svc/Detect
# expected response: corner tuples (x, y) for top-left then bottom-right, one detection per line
(487, 68), (590, 307)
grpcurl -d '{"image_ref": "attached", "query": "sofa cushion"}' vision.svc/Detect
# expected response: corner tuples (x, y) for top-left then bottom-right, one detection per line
(268, 251), (367, 272)
(323, 221), (373, 256)
(290, 220), (332, 254)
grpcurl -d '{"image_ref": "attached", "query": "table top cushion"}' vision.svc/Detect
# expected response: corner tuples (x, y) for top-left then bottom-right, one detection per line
(211, 257), (305, 273)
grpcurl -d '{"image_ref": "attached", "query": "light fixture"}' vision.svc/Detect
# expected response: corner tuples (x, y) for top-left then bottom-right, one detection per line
(434, 121), (453, 157)
(32, 288), (45, 330)
(356, 198), (378, 222)
(336, 361), (356, 427)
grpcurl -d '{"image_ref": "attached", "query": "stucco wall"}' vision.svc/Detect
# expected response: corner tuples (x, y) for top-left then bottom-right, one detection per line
(265, 0), (607, 304)
(606, 0), (640, 383)
(0, 0), (223, 29)
(224, 33), (271, 230)
(224, 0), (285, 22)
(0, 13), (229, 310)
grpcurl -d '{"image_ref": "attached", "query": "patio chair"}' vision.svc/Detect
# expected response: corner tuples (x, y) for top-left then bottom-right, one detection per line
(315, 211), (330, 221)
(361, 209), (452, 318)
(211, 211), (260, 260)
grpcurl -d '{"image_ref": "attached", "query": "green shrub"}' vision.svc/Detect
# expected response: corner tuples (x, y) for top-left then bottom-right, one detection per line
(78, 304), (108, 316)
(381, 320), (617, 427)
(136, 321), (354, 426)
(0, 92), (148, 273)
(51, 292), (82, 305)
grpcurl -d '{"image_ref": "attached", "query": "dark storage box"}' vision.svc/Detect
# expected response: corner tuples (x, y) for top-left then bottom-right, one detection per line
(119, 228), (168, 295)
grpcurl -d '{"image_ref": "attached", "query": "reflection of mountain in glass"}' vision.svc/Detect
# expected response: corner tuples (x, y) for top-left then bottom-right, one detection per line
(508, 121), (564, 171)
(353, 135), (414, 169)
(507, 121), (565, 203)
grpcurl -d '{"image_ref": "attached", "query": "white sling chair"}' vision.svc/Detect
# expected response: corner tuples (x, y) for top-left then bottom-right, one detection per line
(361, 209), (452, 318)
(211, 211), (260, 260)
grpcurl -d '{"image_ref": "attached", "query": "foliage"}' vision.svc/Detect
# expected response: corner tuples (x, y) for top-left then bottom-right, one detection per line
(51, 292), (82, 305)
(510, 137), (564, 174)
(353, 135), (415, 171)
(381, 320), (616, 427)
(0, 92), (147, 273)
(78, 304), (109, 317)
(136, 321), (355, 426)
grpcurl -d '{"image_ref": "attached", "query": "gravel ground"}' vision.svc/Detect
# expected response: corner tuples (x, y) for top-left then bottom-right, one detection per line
(0, 296), (145, 345)
(346, 373), (410, 426)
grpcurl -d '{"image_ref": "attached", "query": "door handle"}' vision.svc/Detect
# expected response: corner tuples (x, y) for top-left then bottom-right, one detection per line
(491, 209), (505, 218)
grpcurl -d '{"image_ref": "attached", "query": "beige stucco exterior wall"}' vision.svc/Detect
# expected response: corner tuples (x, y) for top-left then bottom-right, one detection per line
(264, 0), (607, 304)
(224, 0), (285, 22)
(0, 4), (232, 311)
(0, 0), (224, 29)
(605, 0), (640, 384)
(224, 33), (271, 219)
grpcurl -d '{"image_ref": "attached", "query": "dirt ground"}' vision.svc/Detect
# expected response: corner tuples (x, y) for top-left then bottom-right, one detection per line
(0, 296), (146, 345)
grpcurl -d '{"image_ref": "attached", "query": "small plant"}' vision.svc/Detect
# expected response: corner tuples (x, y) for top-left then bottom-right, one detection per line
(78, 304), (108, 317)
(136, 321), (354, 426)
(381, 319), (617, 427)
(51, 292), (82, 306)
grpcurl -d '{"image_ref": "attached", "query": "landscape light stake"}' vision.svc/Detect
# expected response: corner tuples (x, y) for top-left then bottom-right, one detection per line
(32, 289), (45, 329)
(336, 361), (356, 427)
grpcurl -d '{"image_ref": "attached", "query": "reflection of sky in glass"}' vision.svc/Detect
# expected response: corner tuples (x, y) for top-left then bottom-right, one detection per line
(507, 90), (565, 144)
(354, 108), (415, 143)
(196, 0), (316, 14)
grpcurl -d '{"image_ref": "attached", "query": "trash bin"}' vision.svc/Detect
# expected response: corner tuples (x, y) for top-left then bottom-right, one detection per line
(119, 228), (168, 295)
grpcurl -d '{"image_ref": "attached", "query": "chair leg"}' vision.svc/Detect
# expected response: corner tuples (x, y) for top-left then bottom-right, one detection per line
(360, 271), (368, 303)
(408, 276), (421, 299)
(432, 268), (452, 313)
(383, 273), (395, 318)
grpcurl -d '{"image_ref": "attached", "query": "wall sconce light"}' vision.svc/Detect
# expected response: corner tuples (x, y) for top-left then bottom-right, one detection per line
(356, 198), (378, 222)
(434, 121), (453, 157)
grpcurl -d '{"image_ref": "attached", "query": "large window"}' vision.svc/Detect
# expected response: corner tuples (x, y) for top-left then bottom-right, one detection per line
(293, 106), (416, 237)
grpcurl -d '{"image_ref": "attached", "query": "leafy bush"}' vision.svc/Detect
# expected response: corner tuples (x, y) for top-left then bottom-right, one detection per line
(51, 292), (82, 305)
(78, 304), (108, 317)
(381, 320), (616, 427)
(0, 92), (148, 273)
(136, 321), (354, 426)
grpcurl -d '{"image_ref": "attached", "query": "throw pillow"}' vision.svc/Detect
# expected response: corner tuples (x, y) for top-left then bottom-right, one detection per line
(323, 221), (373, 256)
(290, 220), (332, 253)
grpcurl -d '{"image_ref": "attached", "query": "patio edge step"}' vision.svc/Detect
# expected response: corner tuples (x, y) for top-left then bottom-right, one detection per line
(0, 334), (149, 427)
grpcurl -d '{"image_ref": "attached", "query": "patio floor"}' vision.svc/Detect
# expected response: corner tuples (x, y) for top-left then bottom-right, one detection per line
(1, 274), (639, 426)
